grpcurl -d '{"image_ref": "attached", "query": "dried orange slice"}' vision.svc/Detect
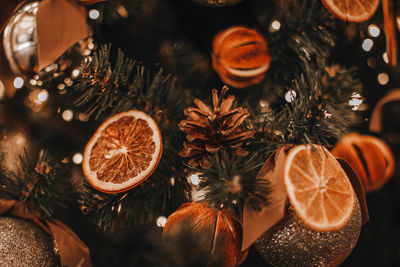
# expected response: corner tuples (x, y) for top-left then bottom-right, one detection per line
(83, 110), (162, 193)
(321, 0), (380, 23)
(284, 145), (355, 231)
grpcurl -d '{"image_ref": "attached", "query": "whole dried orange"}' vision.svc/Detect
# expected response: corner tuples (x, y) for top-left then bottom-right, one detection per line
(212, 26), (270, 88)
(284, 145), (355, 231)
(83, 110), (162, 193)
(332, 133), (395, 192)
(321, 0), (380, 23)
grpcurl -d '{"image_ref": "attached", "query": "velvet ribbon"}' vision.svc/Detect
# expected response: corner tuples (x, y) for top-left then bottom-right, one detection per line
(0, 199), (92, 267)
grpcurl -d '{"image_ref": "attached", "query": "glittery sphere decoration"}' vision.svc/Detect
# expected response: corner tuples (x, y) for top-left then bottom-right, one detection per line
(254, 200), (362, 267)
(192, 0), (242, 8)
(2, 1), (92, 85)
(0, 217), (59, 267)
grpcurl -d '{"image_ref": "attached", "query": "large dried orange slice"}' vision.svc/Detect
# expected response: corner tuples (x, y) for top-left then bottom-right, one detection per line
(321, 0), (380, 23)
(284, 145), (355, 231)
(83, 110), (162, 193)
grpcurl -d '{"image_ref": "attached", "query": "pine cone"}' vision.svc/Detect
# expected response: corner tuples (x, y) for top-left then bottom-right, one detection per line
(179, 86), (255, 169)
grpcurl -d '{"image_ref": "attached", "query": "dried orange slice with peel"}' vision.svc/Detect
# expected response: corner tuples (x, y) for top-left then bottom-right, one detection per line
(284, 145), (355, 231)
(321, 0), (380, 23)
(83, 110), (162, 193)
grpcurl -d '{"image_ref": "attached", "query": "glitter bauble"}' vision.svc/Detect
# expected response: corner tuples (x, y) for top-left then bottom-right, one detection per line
(192, 0), (242, 7)
(0, 217), (59, 267)
(2, 1), (92, 86)
(254, 200), (362, 267)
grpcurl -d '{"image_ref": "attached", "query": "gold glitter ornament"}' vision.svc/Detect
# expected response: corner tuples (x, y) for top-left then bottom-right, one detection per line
(0, 217), (60, 267)
(254, 200), (362, 267)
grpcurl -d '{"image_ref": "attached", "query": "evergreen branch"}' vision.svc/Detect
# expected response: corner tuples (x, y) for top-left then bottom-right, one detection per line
(262, 62), (362, 150)
(196, 148), (271, 217)
(79, 143), (191, 232)
(0, 150), (71, 217)
(74, 44), (191, 120)
(268, 0), (335, 75)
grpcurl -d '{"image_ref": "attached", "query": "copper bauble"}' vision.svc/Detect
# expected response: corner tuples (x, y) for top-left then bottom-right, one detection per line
(2, 1), (92, 86)
(162, 202), (247, 267)
(254, 200), (362, 267)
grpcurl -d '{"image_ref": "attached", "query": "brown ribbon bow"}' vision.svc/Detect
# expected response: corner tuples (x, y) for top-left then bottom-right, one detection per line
(0, 0), (103, 98)
(0, 199), (92, 267)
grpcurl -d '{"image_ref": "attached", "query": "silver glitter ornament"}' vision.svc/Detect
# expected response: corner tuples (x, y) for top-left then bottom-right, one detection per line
(2, 1), (92, 85)
(192, 0), (242, 8)
(254, 200), (362, 267)
(0, 217), (59, 267)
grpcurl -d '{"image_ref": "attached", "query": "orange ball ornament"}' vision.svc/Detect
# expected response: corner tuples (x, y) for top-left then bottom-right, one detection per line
(162, 202), (248, 267)
(332, 133), (396, 192)
(212, 26), (271, 88)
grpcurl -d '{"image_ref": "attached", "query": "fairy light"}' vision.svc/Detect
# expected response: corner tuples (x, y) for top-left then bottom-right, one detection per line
(37, 90), (48, 102)
(64, 77), (73, 86)
(271, 20), (281, 31)
(368, 24), (380, 37)
(190, 174), (200, 185)
(29, 79), (37, 86)
(57, 83), (66, 90)
(156, 216), (167, 228)
(37, 80), (43, 86)
(14, 77), (24, 89)
(62, 109), (74, 121)
(377, 73), (389, 85)
(0, 80), (5, 100)
(349, 92), (363, 111)
(72, 153), (83, 164)
(78, 113), (89, 121)
(362, 39), (373, 52)
(383, 52), (388, 64)
(170, 177), (175, 186)
(71, 69), (80, 78)
(89, 9), (100, 20)
(284, 90), (296, 102)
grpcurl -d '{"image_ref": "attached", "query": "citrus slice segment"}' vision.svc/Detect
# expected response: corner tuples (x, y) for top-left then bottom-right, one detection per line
(83, 110), (162, 193)
(321, 0), (380, 23)
(284, 145), (355, 231)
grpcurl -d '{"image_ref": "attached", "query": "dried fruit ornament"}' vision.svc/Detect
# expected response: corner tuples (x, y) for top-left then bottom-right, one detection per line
(179, 86), (255, 168)
(243, 145), (363, 266)
(212, 26), (271, 88)
(321, 0), (379, 22)
(83, 110), (162, 193)
(332, 133), (395, 192)
(162, 202), (248, 267)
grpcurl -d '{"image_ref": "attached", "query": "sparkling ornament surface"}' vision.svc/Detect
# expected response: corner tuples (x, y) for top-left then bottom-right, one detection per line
(192, 0), (242, 7)
(2, 1), (92, 85)
(254, 200), (362, 267)
(0, 217), (59, 267)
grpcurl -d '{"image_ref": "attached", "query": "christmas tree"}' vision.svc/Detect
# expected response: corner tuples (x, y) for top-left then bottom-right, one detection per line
(0, 0), (399, 266)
